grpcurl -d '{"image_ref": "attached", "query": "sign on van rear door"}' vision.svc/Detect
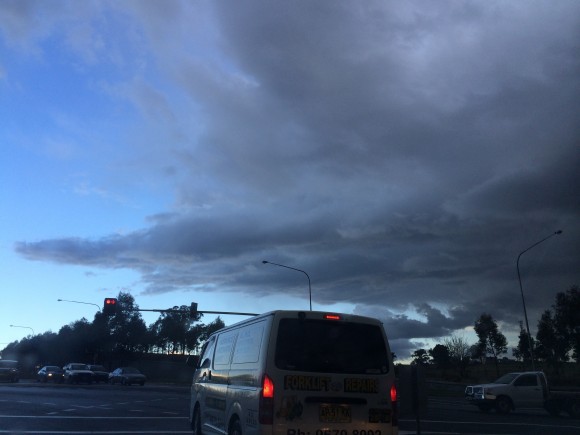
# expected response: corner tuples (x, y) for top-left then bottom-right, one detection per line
(271, 318), (395, 432)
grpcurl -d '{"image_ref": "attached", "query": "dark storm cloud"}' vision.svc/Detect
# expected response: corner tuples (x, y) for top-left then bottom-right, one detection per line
(10, 1), (580, 358)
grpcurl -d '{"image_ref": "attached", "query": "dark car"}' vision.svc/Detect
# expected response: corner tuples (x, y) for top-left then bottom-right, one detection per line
(0, 360), (19, 383)
(109, 367), (146, 386)
(63, 363), (94, 384)
(37, 365), (64, 383)
(87, 364), (109, 383)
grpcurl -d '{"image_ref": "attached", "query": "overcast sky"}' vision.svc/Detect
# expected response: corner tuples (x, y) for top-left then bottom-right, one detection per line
(1, 1), (578, 360)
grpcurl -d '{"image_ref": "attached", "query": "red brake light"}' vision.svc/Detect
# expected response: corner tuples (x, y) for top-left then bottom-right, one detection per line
(263, 374), (274, 398)
(323, 314), (341, 320)
(390, 384), (398, 427)
(260, 375), (274, 424)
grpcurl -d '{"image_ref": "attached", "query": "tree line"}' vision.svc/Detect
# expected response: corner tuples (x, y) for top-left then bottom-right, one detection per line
(1, 292), (225, 370)
(411, 286), (579, 377)
(2, 286), (577, 377)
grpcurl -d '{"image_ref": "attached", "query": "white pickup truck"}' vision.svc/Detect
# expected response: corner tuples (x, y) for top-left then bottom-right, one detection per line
(465, 371), (580, 417)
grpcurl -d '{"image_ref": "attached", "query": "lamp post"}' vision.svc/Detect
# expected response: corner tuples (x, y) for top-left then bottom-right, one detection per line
(57, 299), (101, 311)
(10, 324), (35, 336)
(517, 230), (563, 370)
(262, 260), (312, 311)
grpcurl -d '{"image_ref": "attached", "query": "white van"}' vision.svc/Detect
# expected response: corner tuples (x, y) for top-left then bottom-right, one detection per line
(189, 310), (398, 435)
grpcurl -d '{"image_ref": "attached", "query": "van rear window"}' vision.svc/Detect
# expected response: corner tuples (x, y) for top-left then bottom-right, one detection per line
(275, 319), (390, 374)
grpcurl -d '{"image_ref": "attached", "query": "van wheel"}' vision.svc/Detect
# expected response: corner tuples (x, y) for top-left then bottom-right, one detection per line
(229, 418), (242, 435)
(192, 407), (202, 435)
(496, 396), (512, 414)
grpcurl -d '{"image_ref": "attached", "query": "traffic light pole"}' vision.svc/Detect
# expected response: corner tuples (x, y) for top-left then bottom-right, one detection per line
(102, 298), (258, 317)
(136, 309), (259, 316)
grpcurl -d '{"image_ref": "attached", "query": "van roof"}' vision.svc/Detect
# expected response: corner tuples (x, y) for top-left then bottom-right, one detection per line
(213, 310), (383, 334)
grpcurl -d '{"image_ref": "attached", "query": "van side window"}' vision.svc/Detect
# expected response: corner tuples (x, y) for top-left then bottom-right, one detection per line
(214, 330), (238, 367)
(232, 321), (265, 364)
(199, 336), (216, 369)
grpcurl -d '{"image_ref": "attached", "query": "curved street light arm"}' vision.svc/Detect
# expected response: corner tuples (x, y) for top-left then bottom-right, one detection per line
(57, 299), (101, 311)
(9, 324), (35, 335)
(262, 260), (312, 311)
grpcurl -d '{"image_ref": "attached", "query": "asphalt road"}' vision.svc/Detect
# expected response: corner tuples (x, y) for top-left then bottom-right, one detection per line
(0, 381), (579, 434)
(0, 380), (191, 434)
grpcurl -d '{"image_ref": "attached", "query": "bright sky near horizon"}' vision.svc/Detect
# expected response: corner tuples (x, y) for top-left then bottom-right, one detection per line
(1, 1), (579, 360)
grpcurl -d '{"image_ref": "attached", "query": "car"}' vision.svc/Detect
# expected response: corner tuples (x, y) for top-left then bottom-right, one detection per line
(37, 365), (64, 383)
(109, 367), (146, 386)
(0, 360), (19, 383)
(63, 363), (94, 384)
(87, 364), (109, 383)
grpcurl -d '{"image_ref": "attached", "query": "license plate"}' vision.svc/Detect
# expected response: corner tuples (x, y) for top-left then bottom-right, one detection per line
(319, 404), (351, 423)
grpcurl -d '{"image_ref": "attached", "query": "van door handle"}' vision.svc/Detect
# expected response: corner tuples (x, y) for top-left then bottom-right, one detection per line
(208, 370), (212, 380)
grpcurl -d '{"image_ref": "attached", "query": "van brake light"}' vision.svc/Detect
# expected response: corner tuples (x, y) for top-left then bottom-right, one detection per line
(260, 374), (274, 424)
(390, 384), (398, 427)
(263, 374), (274, 398)
(323, 314), (341, 320)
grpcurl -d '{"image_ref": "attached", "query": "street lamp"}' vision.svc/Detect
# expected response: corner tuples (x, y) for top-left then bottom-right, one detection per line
(10, 324), (35, 336)
(516, 230), (563, 370)
(262, 260), (312, 311)
(57, 299), (101, 311)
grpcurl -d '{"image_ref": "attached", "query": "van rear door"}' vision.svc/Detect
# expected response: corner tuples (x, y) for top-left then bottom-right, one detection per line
(268, 313), (397, 435)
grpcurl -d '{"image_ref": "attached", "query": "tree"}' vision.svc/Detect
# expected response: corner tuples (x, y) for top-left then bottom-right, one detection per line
(108, 292), (148, 355)
(474, 313), (507, 377)
(512, 321), (535, 364)
(443, 334), (472, 378)
(552, 286), (580, 362)
(411, 348), (430, 365)
(429, 344), (450, 370)
(202, 317), (225, 341)
(150, 305), (197, 354)
(535, 309), (570, 372)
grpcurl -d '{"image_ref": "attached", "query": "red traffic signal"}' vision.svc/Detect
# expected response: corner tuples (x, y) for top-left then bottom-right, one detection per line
(103, 298), (118, 316)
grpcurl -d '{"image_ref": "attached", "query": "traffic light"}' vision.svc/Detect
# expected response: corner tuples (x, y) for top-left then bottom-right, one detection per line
(190, 302), (198, 318)
(103, 298), (118, 316)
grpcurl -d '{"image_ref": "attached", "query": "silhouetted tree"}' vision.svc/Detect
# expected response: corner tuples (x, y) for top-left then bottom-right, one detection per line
(429, 344), (450, 370)
(474, 313), (507, 377)
(512, 321), (535, 364)
(443, 335), (471, 378)
(552, 286), (580, 362)
(411, 348), (430, 365)
(107, 292), (148, 357)
(536, 309), (570, 373)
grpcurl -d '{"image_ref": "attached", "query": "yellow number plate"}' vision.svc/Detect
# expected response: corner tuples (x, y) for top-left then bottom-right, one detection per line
(319, 404), (352, 423)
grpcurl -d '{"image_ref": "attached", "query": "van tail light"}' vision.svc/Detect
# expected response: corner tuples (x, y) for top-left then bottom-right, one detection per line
(390, 383), (398, 427)
(259, 374), (274, 424)
(391, 383), (399, 426)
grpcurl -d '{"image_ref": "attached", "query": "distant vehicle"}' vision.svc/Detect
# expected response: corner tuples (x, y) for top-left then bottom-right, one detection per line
(109, 367), (146, 386)
(87, 364), (109, 383)
(63, 363), (94, 384)
(37, 365), (64, 383)
(465, 371), (580, 417)
(0, 360), (19, 383)
(188, 310), (398, 435)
